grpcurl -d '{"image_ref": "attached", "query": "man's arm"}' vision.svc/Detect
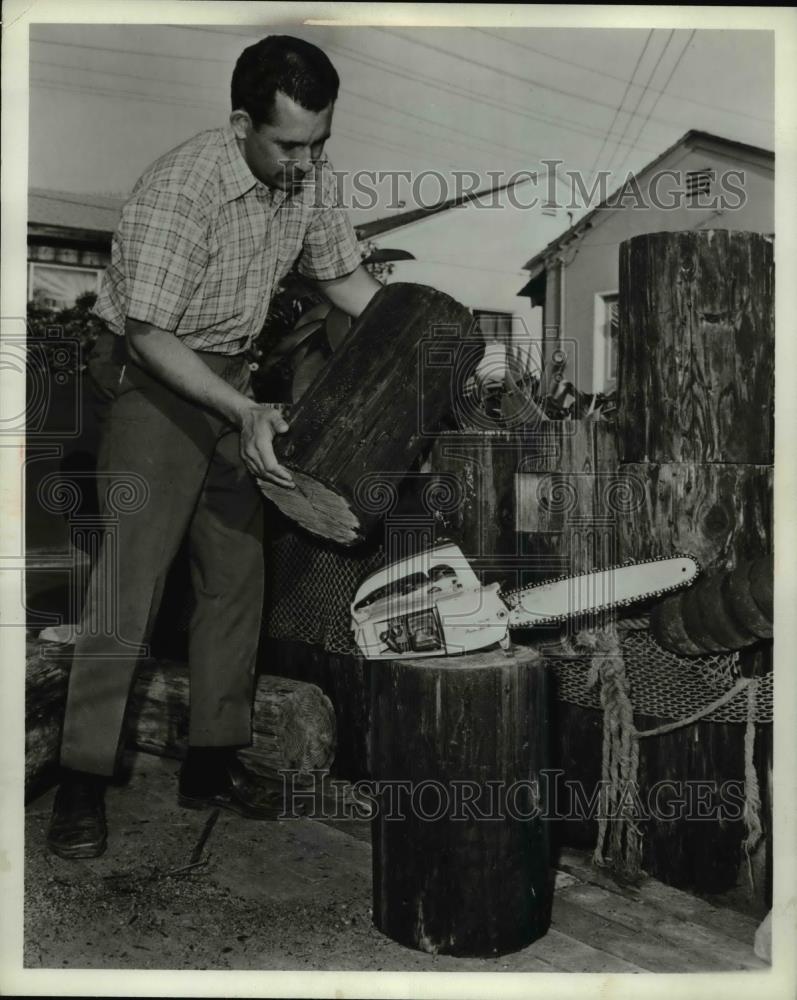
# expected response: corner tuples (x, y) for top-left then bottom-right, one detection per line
(314, 264), (382, 319)
(125, 318), (295, 488)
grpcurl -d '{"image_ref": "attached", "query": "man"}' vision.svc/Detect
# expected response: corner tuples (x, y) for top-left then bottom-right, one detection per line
(47, 35), (383, 858)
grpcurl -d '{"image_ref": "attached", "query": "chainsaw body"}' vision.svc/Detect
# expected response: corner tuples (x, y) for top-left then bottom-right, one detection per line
(351, 540), (699, 660)
(351, 542), (510, 659)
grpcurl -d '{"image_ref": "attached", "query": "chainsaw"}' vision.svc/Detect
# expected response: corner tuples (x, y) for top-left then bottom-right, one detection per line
(350, 540), (700, 659)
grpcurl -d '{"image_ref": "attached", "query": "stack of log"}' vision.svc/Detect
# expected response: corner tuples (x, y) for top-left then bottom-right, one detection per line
(25, 636), (336, 799)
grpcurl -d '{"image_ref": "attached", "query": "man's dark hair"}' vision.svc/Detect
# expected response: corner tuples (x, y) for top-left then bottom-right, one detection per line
(231, 35), (339, 128)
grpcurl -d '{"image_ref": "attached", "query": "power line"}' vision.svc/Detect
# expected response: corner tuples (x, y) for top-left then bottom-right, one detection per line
(170, 25), (664, 157)
(31, 75), (226, 113)
(587, 31), (653, 180)
(318, 38), (662, 158)
(30, 59), (537, 171)
(30, 57), (222, 91)
(474, 27), (773, 125)
(339, 89), (568, 170)
(33, 35), (231, 63)
(31, 74), (472, 172)
(367, 26), (700, 135)
(612, 31), (697, 179)
(32, 30), (666, 164)
(603, 31), (675, 175)
(29, 74), (450, 168)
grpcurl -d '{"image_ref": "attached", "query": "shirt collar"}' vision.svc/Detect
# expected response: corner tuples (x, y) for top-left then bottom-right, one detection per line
(220, 124), (289, 207)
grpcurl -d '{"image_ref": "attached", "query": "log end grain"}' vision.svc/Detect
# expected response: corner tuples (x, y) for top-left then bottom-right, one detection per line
(258, 471), (363, 547)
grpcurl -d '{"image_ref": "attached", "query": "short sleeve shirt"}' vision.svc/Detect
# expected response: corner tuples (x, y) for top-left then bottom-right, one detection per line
(93, 126), (362, 355)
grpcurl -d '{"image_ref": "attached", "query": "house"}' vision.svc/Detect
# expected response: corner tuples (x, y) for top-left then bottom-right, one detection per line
(516, 130), (774, 394)
(27, 189), (123, 308)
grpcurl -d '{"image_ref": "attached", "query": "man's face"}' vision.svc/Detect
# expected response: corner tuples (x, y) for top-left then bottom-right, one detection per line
(231, 90), (334, 192)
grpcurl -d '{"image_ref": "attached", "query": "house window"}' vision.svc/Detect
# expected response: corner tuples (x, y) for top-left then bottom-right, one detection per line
(685, 169), (714, 199)
(28, 262), (103, 310)
(593, 292), (619, 393)
(473, 310), (513, 341)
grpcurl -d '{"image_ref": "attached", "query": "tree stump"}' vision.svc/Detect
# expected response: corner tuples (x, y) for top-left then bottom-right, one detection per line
(257, 283), (475, 545)
(370, 646), (551, 956)
(25, 638), (336, 798)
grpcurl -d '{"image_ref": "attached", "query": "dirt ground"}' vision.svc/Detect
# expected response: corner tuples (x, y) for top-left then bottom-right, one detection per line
(24, 753), (543, 972)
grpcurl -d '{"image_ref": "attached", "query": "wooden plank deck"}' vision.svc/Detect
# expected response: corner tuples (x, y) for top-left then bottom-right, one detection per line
(23, 754), (768, 972)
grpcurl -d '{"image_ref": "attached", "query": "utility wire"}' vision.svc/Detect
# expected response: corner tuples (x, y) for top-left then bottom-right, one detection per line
(32, 32), (663, 157)
(474, 27), (773, 124)
(587, 31), (653, 180)
(602, 30), (675, 175)
(32, 29), (669, 167)
(611, 30), (697, 180)
(30, 58), (551, 171)
(307, 36), (662, 156)
(367, 26), (700, 135)
(31, 75), (474, 172)
(154, 26), (666, 155)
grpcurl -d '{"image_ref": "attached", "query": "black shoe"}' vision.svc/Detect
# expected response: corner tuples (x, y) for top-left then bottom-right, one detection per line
(178, 752), (285, 820)
(46, 771), (107, 859)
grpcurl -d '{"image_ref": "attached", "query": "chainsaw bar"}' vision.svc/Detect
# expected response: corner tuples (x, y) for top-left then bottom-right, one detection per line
(503, 554), (700, 629)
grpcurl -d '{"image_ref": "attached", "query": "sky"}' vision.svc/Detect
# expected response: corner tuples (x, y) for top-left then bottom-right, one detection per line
(28, 22), (774, 215)
(23, 19), (777, 314)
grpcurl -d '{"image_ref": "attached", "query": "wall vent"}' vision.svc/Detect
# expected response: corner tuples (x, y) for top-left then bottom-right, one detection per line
(685, 168), (714, 197)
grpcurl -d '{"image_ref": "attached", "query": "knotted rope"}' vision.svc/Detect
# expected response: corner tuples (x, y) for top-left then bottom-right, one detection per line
(565, 623), (764, 885)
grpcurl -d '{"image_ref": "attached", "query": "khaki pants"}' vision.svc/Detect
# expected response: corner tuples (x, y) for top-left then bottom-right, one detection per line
(60, 331), (265, 776)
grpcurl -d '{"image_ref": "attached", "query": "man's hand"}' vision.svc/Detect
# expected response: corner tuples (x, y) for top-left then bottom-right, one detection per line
(239, 404), (295, 488)
(124, 321), (296, 488)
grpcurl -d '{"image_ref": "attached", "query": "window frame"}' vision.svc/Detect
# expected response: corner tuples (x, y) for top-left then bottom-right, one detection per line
(472, 308), (514, 341)
(27, 260), (104, 310)
(592, 289), (619, 394)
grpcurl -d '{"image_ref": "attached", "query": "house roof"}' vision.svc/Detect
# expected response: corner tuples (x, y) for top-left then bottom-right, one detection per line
(355, 174), (532, 241)
(28, 180), (497, 245)
(28, 188), (125, 235)
(520, 130), (774, 275)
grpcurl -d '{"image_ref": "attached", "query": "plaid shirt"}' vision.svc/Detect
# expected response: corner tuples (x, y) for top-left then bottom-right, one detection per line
(94, 126), (362, 354)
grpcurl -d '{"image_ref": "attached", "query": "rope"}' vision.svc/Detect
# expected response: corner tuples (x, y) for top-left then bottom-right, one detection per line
(635, 678), (754, 738)
(578, 626), (643, 879)
(576, 620), (768, 885)
(742, 679), (764, 894)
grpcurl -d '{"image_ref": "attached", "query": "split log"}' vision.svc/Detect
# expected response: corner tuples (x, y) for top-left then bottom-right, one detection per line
(370, 646), (551, 956)
(25, 638), (336, 799)
(257, 283), (474, 546)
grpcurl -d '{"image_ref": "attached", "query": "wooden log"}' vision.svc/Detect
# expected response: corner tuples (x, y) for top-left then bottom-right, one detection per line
(615, 462), (772, 575)
(553, 697), (772, 902)
(257, 283), (474, 546)
(618, 230), (774, 465)
(258, 636), (373, 782)
(612, 228), (774, 900)
(370, 646), (551, 956)
(514, 421), (621, 580)
(25, 638), (336, 798)
(428, 431), (523, 587)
